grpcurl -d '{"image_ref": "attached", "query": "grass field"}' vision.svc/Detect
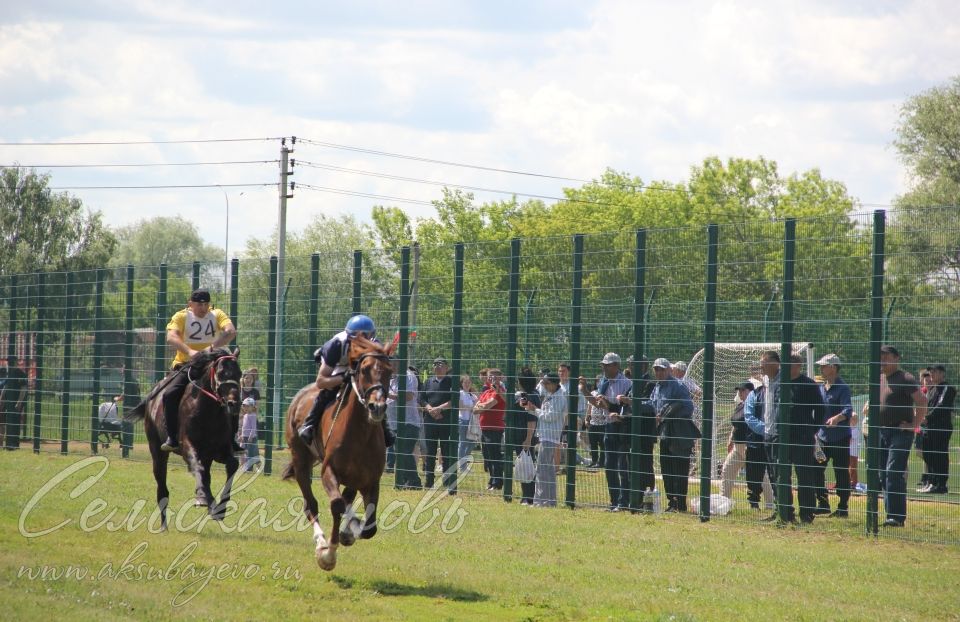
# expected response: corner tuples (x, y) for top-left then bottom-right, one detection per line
(2, 451), (959, 621)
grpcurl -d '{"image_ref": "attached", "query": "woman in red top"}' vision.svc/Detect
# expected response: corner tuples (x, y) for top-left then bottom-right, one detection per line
(475, 369), (506, 490)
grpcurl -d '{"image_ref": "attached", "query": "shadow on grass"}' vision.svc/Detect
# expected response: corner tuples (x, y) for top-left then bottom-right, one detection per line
(330, 576), (487, 602)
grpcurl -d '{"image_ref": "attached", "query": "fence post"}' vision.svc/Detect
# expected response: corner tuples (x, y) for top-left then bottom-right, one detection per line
(230, 258), (239, 344)
(629, 229), (647, 512)
(4, 275), (19, 449)
(566, 234), (585, 508)
(155, 264), (168, 383)
(91, 269), (105, 454)
(192, 262), (200, 291)
(33, 272), (46, 453)
(503, 238), (521, 502)
(866, 209), (886, 535)
(352, 250), (362, 315)
(309, 253), (320, 384)
(265, 256), (278, 476)
(122, 265), (135, 459)
(451, 243), (465, 475)
(777, 219), (796, 522)
(4, 274), (14, 364)
(395, 246), (411, 490)
(699, 224), (719, 522)
(61, 273), (74, 454)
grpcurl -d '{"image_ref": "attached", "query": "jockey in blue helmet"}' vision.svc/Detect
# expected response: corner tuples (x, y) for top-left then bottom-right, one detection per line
(297, 314), (395, 448)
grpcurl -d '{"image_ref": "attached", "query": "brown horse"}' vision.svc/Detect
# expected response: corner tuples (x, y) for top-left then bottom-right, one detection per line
(126, 348), (242, 529)
(282, 336), (393, 571)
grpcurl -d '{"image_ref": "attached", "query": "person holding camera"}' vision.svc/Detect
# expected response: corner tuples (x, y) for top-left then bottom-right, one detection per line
(522, 371), (567, 507)
(580, 353), (632, 511)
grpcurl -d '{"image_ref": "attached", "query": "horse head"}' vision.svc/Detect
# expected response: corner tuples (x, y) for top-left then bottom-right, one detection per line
(188, 347), (242, 415)
(347, 336), (394, 424)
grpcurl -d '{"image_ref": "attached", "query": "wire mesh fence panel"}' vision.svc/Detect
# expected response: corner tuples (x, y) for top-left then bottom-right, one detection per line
(1, 208), (958, 543)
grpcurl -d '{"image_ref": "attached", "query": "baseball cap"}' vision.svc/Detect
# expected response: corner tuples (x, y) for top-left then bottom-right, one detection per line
(601, 353), (621, 365)
(652, 358), (671, 369)
(190, 288), (211, 303)
(242, 397), (256, 406)
(672, 361), (687, 372)
(816, 353), (841, 366)
(929, 363), (946, 372)
(433, 357), (448, 366)
(735, 382), (754, 392)
(544, 371), (561, 384)
(879, 345), (900, 357)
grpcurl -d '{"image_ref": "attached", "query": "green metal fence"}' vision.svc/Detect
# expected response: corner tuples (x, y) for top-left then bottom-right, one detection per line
(1, 207), (957, 543)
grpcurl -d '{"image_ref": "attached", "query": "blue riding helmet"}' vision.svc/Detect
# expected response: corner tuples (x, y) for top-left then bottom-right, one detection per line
(345, 314), (376, 339)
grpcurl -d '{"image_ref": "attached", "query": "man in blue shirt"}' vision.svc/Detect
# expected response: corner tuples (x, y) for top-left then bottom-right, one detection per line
(650, 358), (697, 512)
(744, 350), (782, 521)
(813, 354), (853, 518)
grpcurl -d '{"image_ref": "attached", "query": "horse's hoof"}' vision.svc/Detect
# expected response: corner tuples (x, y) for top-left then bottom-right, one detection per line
(316, 547), (337, 571)
(340, 531), (356, 547)
(195, 499), (209, 508)
(360, 523), (377, 540)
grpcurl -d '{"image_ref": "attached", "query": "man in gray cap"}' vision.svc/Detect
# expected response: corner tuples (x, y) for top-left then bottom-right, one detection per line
(651, 358), (697, 512)
(814, 353), (853, 517)
(421, 357), (455, 492)
(580, 352), (632, 511)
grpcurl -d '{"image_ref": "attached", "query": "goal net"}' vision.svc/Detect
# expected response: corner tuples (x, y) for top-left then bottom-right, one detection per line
(683, 342), (815, 478)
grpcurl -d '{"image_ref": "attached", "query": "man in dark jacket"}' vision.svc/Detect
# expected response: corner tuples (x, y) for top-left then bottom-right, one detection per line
(651, 358), (698, 512)
(783, 354), (826, 523)
(920, 364), (956, 494)
(745, 351), (825, 523)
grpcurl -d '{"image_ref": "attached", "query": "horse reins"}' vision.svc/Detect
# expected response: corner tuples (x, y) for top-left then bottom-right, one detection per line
(187, 353), (240, 406)
(322, 352), (391, 448)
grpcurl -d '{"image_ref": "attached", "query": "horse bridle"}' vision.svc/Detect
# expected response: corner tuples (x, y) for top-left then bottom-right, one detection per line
(347, 352), (391, 403)
(187, 354), (240, 407)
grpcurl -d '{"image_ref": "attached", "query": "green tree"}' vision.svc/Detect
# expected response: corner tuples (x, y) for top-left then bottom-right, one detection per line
(110, 216), (223, 275)
(890, 76), (960, 295)
(0, 167), (116, 276)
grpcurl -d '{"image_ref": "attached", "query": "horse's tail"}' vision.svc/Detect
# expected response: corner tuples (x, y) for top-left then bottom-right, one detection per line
(124, 399), (147, 423)
(281, 461), (296, 481)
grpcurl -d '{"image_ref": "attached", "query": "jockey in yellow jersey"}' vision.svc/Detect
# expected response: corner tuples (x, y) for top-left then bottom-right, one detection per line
(161, 288), (238, 453)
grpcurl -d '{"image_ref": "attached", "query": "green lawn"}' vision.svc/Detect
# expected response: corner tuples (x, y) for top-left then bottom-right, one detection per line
(2, 451), (958, 621)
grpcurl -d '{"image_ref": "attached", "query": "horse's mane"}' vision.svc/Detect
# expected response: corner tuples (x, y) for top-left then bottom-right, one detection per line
(187, 348), (233, 374)
(347, 336), (389, 365)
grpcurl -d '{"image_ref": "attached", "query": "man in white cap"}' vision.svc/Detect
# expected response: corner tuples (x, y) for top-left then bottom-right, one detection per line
(579, 352), (632, 511)
(813, 353), (853, 517)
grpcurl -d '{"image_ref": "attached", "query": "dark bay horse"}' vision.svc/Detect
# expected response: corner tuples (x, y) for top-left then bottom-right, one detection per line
(126, 348), (242, 528)
(282, 336), (393, 571)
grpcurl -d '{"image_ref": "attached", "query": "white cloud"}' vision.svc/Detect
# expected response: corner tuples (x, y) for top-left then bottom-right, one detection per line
(0, 0), (958, 255)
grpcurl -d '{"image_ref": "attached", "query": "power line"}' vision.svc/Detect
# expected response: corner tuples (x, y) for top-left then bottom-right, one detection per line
(49, 182), (276, 190)
(6, 159), (279, 169)
(298, 137), (592, 184)
(298, 183), (433, 206)
(0, 137), (282, 146)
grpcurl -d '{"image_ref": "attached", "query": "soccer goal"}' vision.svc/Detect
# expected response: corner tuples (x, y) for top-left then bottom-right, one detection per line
(683, 342), (815, 478)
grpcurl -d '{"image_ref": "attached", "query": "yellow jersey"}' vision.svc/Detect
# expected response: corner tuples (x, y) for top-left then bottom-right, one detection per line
(167, 307), (233, 367)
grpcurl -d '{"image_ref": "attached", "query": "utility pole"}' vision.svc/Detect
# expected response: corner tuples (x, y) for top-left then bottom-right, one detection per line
(272, 136), (295, 450)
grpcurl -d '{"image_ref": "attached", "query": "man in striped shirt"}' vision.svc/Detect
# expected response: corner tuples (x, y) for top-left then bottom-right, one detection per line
(523, 371), (568, 507)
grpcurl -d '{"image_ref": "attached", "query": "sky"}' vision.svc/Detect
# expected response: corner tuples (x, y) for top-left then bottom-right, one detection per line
(1, 0), (958, 258)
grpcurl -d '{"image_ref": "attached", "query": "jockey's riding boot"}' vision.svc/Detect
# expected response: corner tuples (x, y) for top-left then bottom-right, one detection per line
(230, 413), (243, 453)
(298, 389), (333, 445)
(382, 419), (396, 448)
(160, 405), (180, 453)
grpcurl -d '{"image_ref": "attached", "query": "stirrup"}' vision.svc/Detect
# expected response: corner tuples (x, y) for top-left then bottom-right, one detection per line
(161, 437), (180, 453)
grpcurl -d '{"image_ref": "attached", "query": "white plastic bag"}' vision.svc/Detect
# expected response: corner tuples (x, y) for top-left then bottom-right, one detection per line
(514, 449), (535, 483)
(688, 494), (734, 516)
(466, 414), (481, 442)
